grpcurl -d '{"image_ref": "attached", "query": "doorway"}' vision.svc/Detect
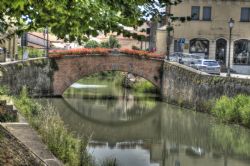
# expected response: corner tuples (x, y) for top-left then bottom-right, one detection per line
(216, 38), (227, 65)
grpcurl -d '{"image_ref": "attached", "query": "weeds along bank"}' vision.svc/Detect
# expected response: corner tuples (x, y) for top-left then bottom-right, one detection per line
(212, 94), (250, 128)
(14, 88), (93, 166)
(13, 87), (119, 166)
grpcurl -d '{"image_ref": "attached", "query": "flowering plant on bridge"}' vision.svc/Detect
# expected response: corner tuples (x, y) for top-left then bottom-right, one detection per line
(49, 48), (111, 58)
(49, 48), (163, 59)
(119, 49), (164, 59)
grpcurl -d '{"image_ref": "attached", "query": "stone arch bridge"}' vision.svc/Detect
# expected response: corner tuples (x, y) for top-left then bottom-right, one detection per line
(0, 53), (250, 111)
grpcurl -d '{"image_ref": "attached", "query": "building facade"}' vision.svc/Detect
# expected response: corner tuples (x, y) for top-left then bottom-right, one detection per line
(0, 35), (18, 62)
(157, 0), (250, 74)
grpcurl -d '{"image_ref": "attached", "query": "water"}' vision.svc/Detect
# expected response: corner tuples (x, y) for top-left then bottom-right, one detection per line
(38, 80), (250, 166)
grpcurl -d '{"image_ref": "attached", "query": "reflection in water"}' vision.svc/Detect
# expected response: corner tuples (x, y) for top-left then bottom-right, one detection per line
(38, 81), (250, 166)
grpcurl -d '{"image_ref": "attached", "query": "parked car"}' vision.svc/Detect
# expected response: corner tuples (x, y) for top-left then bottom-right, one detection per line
(190, 59), (221, 75)
(167, 52), (204, 66)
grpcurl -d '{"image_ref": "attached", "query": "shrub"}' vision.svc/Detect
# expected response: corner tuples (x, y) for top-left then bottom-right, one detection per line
(239, 103), (250, 126)
(85, 40), (100, 48)
(132, 80), (157, 93)
(212, 96), (235, 122)
(132, 45), (140, 50)
(100, 36), (121, 49)
(14, 87), (94, 166)
(212, 94), (250, 126)
(0, 86), (10, 96)
(212, 96), (232, 121)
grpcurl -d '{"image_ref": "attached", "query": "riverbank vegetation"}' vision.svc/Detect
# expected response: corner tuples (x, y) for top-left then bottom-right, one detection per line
(14, 88), (93, 166)
(130, 79), (158, 93)
(14, 87), (120, 166)
(212, 94), (250, 127)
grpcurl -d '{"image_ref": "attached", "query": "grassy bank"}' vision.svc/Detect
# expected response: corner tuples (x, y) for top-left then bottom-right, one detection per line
(130, 80), (158, 93)
(14, 88), (94, 166)
(212, 94), (250, 127)
(14, 87), (119, 166)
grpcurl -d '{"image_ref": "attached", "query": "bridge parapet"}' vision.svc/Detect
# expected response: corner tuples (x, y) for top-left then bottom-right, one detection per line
(0, 58), (55, 96)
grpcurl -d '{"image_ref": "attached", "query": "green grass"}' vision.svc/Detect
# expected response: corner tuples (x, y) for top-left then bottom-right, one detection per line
(0, 86), (10, 96)
(212, 94), (250, 127)
(14, 87), (119, 166)
(14, 87), (94, 166)
(132, 80), (157, 93)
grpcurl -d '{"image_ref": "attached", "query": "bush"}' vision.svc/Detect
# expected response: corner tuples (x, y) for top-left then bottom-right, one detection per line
(100, 36), (121, 49)
(239, 103), (250, 126)
(14, 87), (94, 166)
(212, 94), (250, 127)
(17, 46), (44, 59)
(132, 45), (140, 50)
(85, 40), (100, 48)
(0, 86), (10, 96)
(132, 80), (157, 93)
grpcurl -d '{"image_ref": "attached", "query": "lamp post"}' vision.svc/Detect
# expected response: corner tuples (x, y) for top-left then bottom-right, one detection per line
(227, 18), (234, 77)
(166, 17), (172, 61)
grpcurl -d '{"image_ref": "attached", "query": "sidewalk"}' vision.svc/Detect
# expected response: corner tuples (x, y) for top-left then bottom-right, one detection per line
(220, 73), (250, 79)
(1, 115), (63, 166)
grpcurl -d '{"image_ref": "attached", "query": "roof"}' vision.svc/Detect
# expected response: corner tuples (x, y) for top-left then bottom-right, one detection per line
(28, 32), (63, 43)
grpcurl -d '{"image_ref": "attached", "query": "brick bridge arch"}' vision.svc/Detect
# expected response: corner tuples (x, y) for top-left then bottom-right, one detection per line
(52, 54), (164, 96)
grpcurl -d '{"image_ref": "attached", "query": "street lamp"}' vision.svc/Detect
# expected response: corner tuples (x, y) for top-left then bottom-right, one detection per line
(166, 13), (172, 61)
(227, 18), (234, 77)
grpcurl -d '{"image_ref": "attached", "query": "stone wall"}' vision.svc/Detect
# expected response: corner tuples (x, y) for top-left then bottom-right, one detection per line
(161, 62), (250, 111)
(0, 58), (54, 96)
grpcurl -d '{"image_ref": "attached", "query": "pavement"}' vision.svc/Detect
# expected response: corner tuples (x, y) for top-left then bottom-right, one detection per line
(220, 73), (250, 79)
(1, 114), (63, 166)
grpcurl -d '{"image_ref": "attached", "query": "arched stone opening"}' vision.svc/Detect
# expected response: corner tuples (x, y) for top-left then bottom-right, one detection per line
(216, 38), (227, 65)
(52, 55), (163, 96)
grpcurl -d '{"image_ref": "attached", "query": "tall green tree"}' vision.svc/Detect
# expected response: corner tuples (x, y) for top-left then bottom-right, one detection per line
(0, 0), (184, 43)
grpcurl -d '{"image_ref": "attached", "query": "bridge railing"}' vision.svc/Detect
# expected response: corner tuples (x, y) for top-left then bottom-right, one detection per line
(48, 48), (164, 60)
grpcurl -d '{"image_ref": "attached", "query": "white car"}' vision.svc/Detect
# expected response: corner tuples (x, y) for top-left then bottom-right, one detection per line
(167, 52), (205, 65)
(190, 59), (221, 75)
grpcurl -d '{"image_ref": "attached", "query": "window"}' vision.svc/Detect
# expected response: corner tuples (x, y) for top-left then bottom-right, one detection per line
(203, 61), (219, 66)
(241, 8), (250, 22)
(234, 39), (250, 65)
(174, 40), (183, 52)
(203, 7), (211, 21)
(191, 6), (200, 20)
(190, 38), (209, 57)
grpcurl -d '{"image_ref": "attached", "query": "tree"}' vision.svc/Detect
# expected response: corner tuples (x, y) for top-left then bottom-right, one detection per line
(0, 0), (186, 43)
(141, 0), (190, 52)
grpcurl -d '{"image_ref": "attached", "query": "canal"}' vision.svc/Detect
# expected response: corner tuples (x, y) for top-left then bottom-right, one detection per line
(38, 74), (250, 166)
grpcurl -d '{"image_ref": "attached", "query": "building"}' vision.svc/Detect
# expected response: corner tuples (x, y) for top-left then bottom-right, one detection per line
(157, 0), (250, 74)
(0, 34), (18, 62)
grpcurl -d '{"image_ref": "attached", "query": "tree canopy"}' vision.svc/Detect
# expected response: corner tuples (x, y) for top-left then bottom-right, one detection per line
(0, 0), (183, 42)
